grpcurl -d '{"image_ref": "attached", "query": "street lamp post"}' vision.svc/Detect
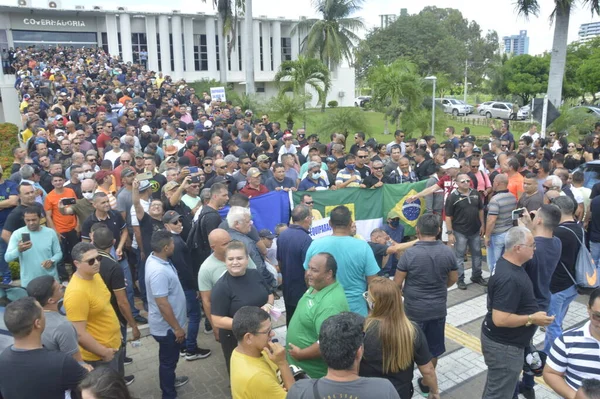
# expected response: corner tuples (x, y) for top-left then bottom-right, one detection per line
(425, 76), (437, 137)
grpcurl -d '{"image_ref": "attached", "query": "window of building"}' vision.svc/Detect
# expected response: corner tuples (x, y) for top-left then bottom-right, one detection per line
(238, 35), (242, 70)
(197, 34), (208, 71)
(259, 36), (264, 71)
(157, 33), (162, 71)
(131, 33), (147, 64)
(270, 37), (274, 71)
(281, 37), (292, 62)
(256, 82), (265, 93)
(215, 35), (220, 71)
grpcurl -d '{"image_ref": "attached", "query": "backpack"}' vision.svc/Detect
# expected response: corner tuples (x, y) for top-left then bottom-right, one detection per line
(558, 225), (599, 295)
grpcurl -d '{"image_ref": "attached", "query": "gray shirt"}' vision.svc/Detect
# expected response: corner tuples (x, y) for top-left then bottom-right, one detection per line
(41, 311), (79, 356)
(287, 377), (399, 399)
(145, 253), (187, 337)
(488, 191), (517, 235)
(397, 241), (458, 322)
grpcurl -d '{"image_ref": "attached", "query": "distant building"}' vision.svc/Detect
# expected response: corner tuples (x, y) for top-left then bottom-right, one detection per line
(379, 9), (408, 29)
(579, 22), (600, 42)
(502, 30), (529, 55)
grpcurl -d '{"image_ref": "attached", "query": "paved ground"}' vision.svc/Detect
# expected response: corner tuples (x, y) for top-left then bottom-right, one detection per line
(126, 261), (587, 399)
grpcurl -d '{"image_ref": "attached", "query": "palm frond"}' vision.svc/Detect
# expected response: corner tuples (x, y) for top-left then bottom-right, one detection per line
(513, 0), (541, 18)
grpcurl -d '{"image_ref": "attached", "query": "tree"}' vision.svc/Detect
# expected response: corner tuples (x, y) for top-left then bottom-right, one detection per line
(292, 0), (365, 71)
(575, 38), (600, 102)
(354, 7), (498, 87)
(274, 57), (331, 125)
(503, 54), (550, 105)
(267, 94), (309, 130)
(367, 59), (423, 134)
(317, 108), (368, 138)
(514, 0), (600, 108)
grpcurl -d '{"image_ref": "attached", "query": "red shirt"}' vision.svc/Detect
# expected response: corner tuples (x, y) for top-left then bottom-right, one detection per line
(239, 184), (269, 198)
(96, 132), (112, 150)
(183, 150), (198, 167)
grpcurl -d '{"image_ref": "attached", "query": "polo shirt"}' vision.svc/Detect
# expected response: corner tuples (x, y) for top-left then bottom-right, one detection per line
(298, 177), (328, 191)
(276, 225), (313, 308)
(445, 188), (483, 236)
(239, 183), (269, 198)
(286, 281), (349, 378)
(145, 253), (187, 337)
(547, 321), (600, 391)
(335, 168), (361, 187)
(80, 210), (126, 242)
(487, 190), (517, 235)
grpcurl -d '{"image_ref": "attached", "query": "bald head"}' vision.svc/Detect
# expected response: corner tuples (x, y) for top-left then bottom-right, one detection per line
(494, 173), (508, 188)
(208, 228), (232, 260)
(81, 178), (96, 192)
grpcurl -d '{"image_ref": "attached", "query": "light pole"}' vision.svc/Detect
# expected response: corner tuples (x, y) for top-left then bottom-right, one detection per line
(425, 76), (437, 137)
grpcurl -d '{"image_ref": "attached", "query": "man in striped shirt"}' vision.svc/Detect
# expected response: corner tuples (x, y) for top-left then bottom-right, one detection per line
(544, 288), (600, 398)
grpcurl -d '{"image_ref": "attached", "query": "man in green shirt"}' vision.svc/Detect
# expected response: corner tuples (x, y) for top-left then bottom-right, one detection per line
(286, 252), (349, 378)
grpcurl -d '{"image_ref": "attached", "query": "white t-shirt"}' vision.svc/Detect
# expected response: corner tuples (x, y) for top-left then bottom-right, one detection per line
(278, 144), (297, 163)
(103, 149), (124, 167)
(130, 198), (150, 249)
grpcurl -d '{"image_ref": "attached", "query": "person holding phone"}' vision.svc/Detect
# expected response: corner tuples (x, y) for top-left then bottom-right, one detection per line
(5, 206), (62, 288)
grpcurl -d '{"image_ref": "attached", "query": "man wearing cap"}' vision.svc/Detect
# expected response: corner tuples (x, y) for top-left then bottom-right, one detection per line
(239, 167), (269, 198)
(256, 154), (274, 184)
(266, 163), (297, 192)
(162, 210), (212, 361)
(103, 136), (125, 168)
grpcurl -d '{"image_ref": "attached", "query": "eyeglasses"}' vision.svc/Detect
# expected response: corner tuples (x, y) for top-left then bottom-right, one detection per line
(121, 160), (131, 163)
(459, 179), (471, 183)
(82, 255), (102, 266)
(470, 165), (479, 168)
(373, 166), (383, 170)
(519, 243), (536, 250)
(254, 326), (273, 335)
(242, 161), (252, 165)
(501, 144), (508, 148)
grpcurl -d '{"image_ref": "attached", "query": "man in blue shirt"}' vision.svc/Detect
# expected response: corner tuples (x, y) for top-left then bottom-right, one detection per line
(277, 204), (313, 325)
(145, 230), (190, 398)
(0, 165), (18, 284)
(303, 205), (379, 316)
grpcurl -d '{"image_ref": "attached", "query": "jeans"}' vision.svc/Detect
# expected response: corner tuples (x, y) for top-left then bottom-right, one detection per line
(544, 284), (579, 353)
(153, 330), (181, 399)
(132, 247), (148, 311)
(120, 322), (128, 360)
(591, 241), (600, 268)
(481, 333), (524, 399)
(486, 231), (507, 275)
(88, 347), (124, 377)
(454, 231), (482, 280)
(0, 240), (9, 281)
(184, 289), (200, 353)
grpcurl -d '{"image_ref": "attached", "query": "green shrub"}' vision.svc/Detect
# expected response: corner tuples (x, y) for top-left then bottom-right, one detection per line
(327, 100), (338, 108)
(9, 261), (19, 280)
(0, 123), (19, 170)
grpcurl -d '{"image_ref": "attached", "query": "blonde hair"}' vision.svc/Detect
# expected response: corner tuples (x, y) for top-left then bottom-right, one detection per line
(364, 277), (415, 373)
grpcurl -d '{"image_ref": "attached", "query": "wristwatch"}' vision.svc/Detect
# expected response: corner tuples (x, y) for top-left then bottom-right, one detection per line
(525, 315), (533, 327)
(447, 230), (453, 235)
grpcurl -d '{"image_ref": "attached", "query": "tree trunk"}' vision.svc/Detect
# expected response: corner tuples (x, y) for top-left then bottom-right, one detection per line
(217, 15), (228, 85)
(244, 0), (256, 95)
(547, 5), (570, 109)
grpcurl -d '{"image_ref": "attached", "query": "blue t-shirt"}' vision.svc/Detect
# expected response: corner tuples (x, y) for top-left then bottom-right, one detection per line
(298, 177), (328, 191)
(303, 236), (380, 316)
(382, 223), (405, 273)
(523, 236), (562, 311)
(0, 180), (18, 228)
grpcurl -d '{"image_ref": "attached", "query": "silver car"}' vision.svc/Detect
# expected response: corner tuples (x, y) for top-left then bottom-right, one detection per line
(477, 101), (494, 115)
(439, 98), (470, 116)
(484, 102), (515, 119)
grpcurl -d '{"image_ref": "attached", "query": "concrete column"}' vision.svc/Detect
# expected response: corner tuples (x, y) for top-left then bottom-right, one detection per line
(105, 14), (119, 58)
(253, 20), (261, 72)
(171, 15), (183, 78)
(158, 15), (171, 74)
(145, 16), (159, 72)
(291, 25), (299, 60)
(183, 18), (195, 73)
(205, 17), (218, 79)
(272, 21), (281, 72)
(119, 13), (133, 63)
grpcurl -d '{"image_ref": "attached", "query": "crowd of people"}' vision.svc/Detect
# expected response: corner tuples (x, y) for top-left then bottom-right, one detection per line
(0, 45), (599, 399)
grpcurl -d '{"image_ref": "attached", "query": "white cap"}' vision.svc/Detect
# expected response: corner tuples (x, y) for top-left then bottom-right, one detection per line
(204, 120), (213, 128)
(141, 125), (152, 133)
(441, 158), (460, 170)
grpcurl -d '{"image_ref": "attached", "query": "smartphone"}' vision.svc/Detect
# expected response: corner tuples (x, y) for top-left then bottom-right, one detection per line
(189, 166), (199, 174)
(191, 176), (201, 184)
(135, 171), (153, 181)
(22, 233), (30, 243)
(511, 208), (525, 221)
(62, 197), (76, 205)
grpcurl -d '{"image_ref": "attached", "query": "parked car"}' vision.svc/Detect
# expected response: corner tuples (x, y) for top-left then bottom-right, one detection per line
(484, 102), (517, 119)
(477, 101), (494, 115)
(574, 160), (600, 189)
(569, 106), (600, 118)
(354, 96), (371, 107)
(517, 105), (530, 120)
(437, 98), (470, 116)
(457, 100), (474, 114)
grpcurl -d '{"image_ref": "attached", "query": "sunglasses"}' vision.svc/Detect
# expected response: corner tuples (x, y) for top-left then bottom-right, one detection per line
(82, 255), (102, 266)
(358, 155), (368, 159)
(121, 160), (131, 163)
(543, 185), (552, 191)
(242, 161), (252, 165)
(470, 165), (479, 168)
(204, 163), (213, 167)
(169, 219), (182, 225)
(304, 201), (314, 205)
(373, 166), (383, 170)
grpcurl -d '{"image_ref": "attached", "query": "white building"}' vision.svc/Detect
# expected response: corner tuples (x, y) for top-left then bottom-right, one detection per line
(578, 21), (600, 42)
(0, 1), (355, 123)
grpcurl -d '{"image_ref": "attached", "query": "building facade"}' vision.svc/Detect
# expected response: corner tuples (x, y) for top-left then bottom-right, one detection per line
(0, 4), (355, 108)
(502, 30), (529, 56)
(579, 21), (600, 42)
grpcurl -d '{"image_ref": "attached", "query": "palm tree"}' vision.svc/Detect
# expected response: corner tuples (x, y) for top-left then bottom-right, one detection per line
(367, 59), (423, 134)
(268, 94), (310, 130)
(292, 0), (365, 71)
(274, 56), (332, 126)
(514, 0), (600, 107)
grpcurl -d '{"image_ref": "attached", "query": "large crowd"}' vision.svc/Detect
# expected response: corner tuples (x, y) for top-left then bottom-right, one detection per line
(0, 45), (599, 399)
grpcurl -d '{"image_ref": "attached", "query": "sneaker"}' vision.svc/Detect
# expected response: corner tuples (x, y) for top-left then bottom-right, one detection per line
(471, 276), (488, 287)
(124, 375), (135, 386)
(124, 356), (133, 365)
(2, 276), (12, 285)
(418, 377), (430, 397)
(134, 315), (148, 324)
(179, 348), (186, 357)
(519, 384), (536, 399)
(457, 280), (467, 290)
(185, 348), (212, 361)
(174, 376), (189, 388)
(203, 323), (213, 335)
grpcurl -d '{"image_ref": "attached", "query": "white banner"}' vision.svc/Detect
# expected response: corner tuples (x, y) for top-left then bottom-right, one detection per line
(210, 87), (226, 102)
(309, 217), (383, 241)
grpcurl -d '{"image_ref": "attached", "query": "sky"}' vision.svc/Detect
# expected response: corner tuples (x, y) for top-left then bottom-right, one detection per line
(3, 0), (600, 55)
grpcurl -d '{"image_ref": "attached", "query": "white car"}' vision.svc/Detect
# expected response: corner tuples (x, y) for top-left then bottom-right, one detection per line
(517, 105), (530, 120)
(354, 96), (371, 107)
(484, 102), (516, 119)
(437, 98), (470, 116)
(457, 100), (474, 114)
(477, 101), (494, 115)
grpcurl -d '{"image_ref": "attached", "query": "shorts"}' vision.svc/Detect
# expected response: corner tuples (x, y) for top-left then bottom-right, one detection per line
(416, 317), (446, 358)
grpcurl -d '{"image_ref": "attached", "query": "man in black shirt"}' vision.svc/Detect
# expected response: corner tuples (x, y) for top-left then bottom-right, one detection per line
(445, 173), (486, 290)
(0, 297), (87, 399)
(362, 160), (385, 189)
(544, 196), (582, 354)
(481, 226), (554, 399)
(354, 149), (371, 180)
(1, 182), (46, 244)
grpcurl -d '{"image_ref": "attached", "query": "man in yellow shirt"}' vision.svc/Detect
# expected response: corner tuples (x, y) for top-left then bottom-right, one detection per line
(230, 306), (295, 399)
(64, 242), (122, 374)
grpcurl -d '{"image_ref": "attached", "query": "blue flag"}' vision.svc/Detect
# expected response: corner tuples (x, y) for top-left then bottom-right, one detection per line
(217, 191), (290, 232)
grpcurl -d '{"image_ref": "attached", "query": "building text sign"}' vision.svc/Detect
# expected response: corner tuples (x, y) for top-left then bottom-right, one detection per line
(23, 18), (86, 27)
